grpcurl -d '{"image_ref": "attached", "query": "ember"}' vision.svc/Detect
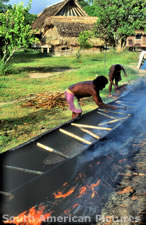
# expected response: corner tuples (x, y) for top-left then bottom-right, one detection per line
(53, 187), (75, 199)
(90, 179), (100, 198)
(77, 186), (87, 198)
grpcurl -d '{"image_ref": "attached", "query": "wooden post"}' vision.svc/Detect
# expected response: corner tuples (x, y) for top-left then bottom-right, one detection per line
(97, 111), (117, 119)
(98, 108), (130, 116)
(98, 116), (129, 126)
(5, 165), (44, 175)
(80, 128), (100, 139)
(59, 128), (92, 145)
(37, 142), (69, 159)
(71, 123), (112, 131)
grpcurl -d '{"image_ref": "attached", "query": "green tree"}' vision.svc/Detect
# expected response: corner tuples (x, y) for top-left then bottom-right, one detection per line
(78, 0), (89, 8)
(94, 0), (145, 48)
(83, 2), (98, 16)
(0, 0), (37, 65)
(78, 30), (94, 49)
(25, 12), (37, 24)
(78, 0), (98, 16)
(0, 0), (11, 12)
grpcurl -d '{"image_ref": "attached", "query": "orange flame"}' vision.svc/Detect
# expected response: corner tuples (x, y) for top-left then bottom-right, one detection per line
(72, 203), (79, 208)
(4, 205), (53, 225)
(64, 208), (72, 215)
(64, 203), (79, 215)
(53, 187), (75, 199)
(77, 186), (87, 198)
(90, 179), (100, 198)
(77, 179), (100, 199)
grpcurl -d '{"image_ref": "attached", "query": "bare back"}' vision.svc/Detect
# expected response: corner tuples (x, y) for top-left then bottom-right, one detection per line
(68, 81), (102, 105)
(69, 81), (95, 98)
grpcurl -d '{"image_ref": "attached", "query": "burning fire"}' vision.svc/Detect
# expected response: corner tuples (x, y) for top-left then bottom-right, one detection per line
(4, 205), (53, 225)
(53, 186), (75, 199)
(77, 179), (100, 198)
(64, 203), (79, 215)
(90, 179), (100, 198)
(73, 203), (79, 208)
(77, 186), (87, 198)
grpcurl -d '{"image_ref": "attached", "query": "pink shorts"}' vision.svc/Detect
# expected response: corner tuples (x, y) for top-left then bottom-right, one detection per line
(65, 89), (82, 113)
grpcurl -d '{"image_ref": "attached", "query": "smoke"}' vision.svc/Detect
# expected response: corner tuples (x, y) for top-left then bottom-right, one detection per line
(78, 78), (146, 165)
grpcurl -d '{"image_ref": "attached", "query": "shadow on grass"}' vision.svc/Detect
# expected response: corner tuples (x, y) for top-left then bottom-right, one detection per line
(12, 50), (47, 63)
(0, 108), (62, 131)
(91, 58), (103, 62)
(0, 107), (70, 152)
(19, 66), (73, 73)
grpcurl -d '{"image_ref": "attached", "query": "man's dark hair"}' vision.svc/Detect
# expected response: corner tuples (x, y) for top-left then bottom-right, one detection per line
(115, 64), (122, 70)
(93, 75), (108, 88)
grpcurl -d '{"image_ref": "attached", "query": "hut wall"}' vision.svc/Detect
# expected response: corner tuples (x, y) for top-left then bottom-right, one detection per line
(127, 35), (146, 48)
(40, 25), (104, 56)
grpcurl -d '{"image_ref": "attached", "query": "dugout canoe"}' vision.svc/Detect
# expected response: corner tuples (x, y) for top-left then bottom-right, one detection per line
(0, 78), (146, 220)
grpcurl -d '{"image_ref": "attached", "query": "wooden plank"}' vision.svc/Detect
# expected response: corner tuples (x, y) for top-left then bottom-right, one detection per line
(0, 191), (14, 200)
(98, 108), (130, 116)
(98, 116), (129, 126)
(115, 101), (136, 108)
(59, 128), (92, 145)
(5, 165), (44, 175)
(37, 142), (69, 159)
(97, 111), (117, 119)
(80, 128), (100, 139)
(71, 123), (112, 130)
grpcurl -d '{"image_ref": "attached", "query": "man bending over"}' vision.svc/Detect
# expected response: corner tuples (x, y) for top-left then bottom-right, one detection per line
(108, 64), (128, 97)
(65, 75), (117, 119)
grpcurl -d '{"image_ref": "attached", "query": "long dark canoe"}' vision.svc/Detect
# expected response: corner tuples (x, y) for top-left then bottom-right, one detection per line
(0, 78), (146, 223)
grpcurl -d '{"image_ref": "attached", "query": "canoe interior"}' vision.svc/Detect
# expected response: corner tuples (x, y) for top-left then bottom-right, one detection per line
(0, 78), (146, 219)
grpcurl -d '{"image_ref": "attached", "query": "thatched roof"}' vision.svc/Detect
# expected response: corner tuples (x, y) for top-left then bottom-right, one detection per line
(32, 0), (88, 30)
(44, 16), (97, 37)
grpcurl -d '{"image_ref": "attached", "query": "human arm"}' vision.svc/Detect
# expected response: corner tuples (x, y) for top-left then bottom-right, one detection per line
(120, 65), (131, 84)
(121, 65), (127, 77)
(92, 92), (118, 110)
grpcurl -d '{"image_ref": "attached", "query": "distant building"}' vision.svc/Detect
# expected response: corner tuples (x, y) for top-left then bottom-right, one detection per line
(126, 30), (146, 51)
(32, 0), (104, 56)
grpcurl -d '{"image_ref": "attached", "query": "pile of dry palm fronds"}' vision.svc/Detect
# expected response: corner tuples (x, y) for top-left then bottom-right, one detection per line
(21, 92), (68, 110)
(21, 91), (92, 110)
(21, 91), (91, 110)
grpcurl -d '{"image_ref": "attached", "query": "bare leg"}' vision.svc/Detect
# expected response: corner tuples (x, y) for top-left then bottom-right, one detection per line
(72, 112), (81, 119)
(108, 82), (113, 97)
(115, 80), (119, 87)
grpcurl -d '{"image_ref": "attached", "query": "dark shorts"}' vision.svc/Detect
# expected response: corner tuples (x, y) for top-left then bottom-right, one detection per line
(110, 74), (121, 82)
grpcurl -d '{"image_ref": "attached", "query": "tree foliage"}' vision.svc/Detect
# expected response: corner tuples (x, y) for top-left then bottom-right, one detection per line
(0, 0), (38, 65)
(0, 0), (10, 12)
(78, 30), (94, 49)
(93, 0), (145, 47)
(78, 0), (89, 8)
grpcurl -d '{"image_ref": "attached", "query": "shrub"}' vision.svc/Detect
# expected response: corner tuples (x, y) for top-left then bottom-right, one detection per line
(0, 60), (14, 75)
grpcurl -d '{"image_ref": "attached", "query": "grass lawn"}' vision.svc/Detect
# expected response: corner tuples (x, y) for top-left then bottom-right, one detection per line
(0, 49), (139, 153)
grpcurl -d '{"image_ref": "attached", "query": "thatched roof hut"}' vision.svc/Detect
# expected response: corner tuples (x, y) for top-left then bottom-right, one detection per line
(32, 0), (104, 56)
(32, 0), (88, 30)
